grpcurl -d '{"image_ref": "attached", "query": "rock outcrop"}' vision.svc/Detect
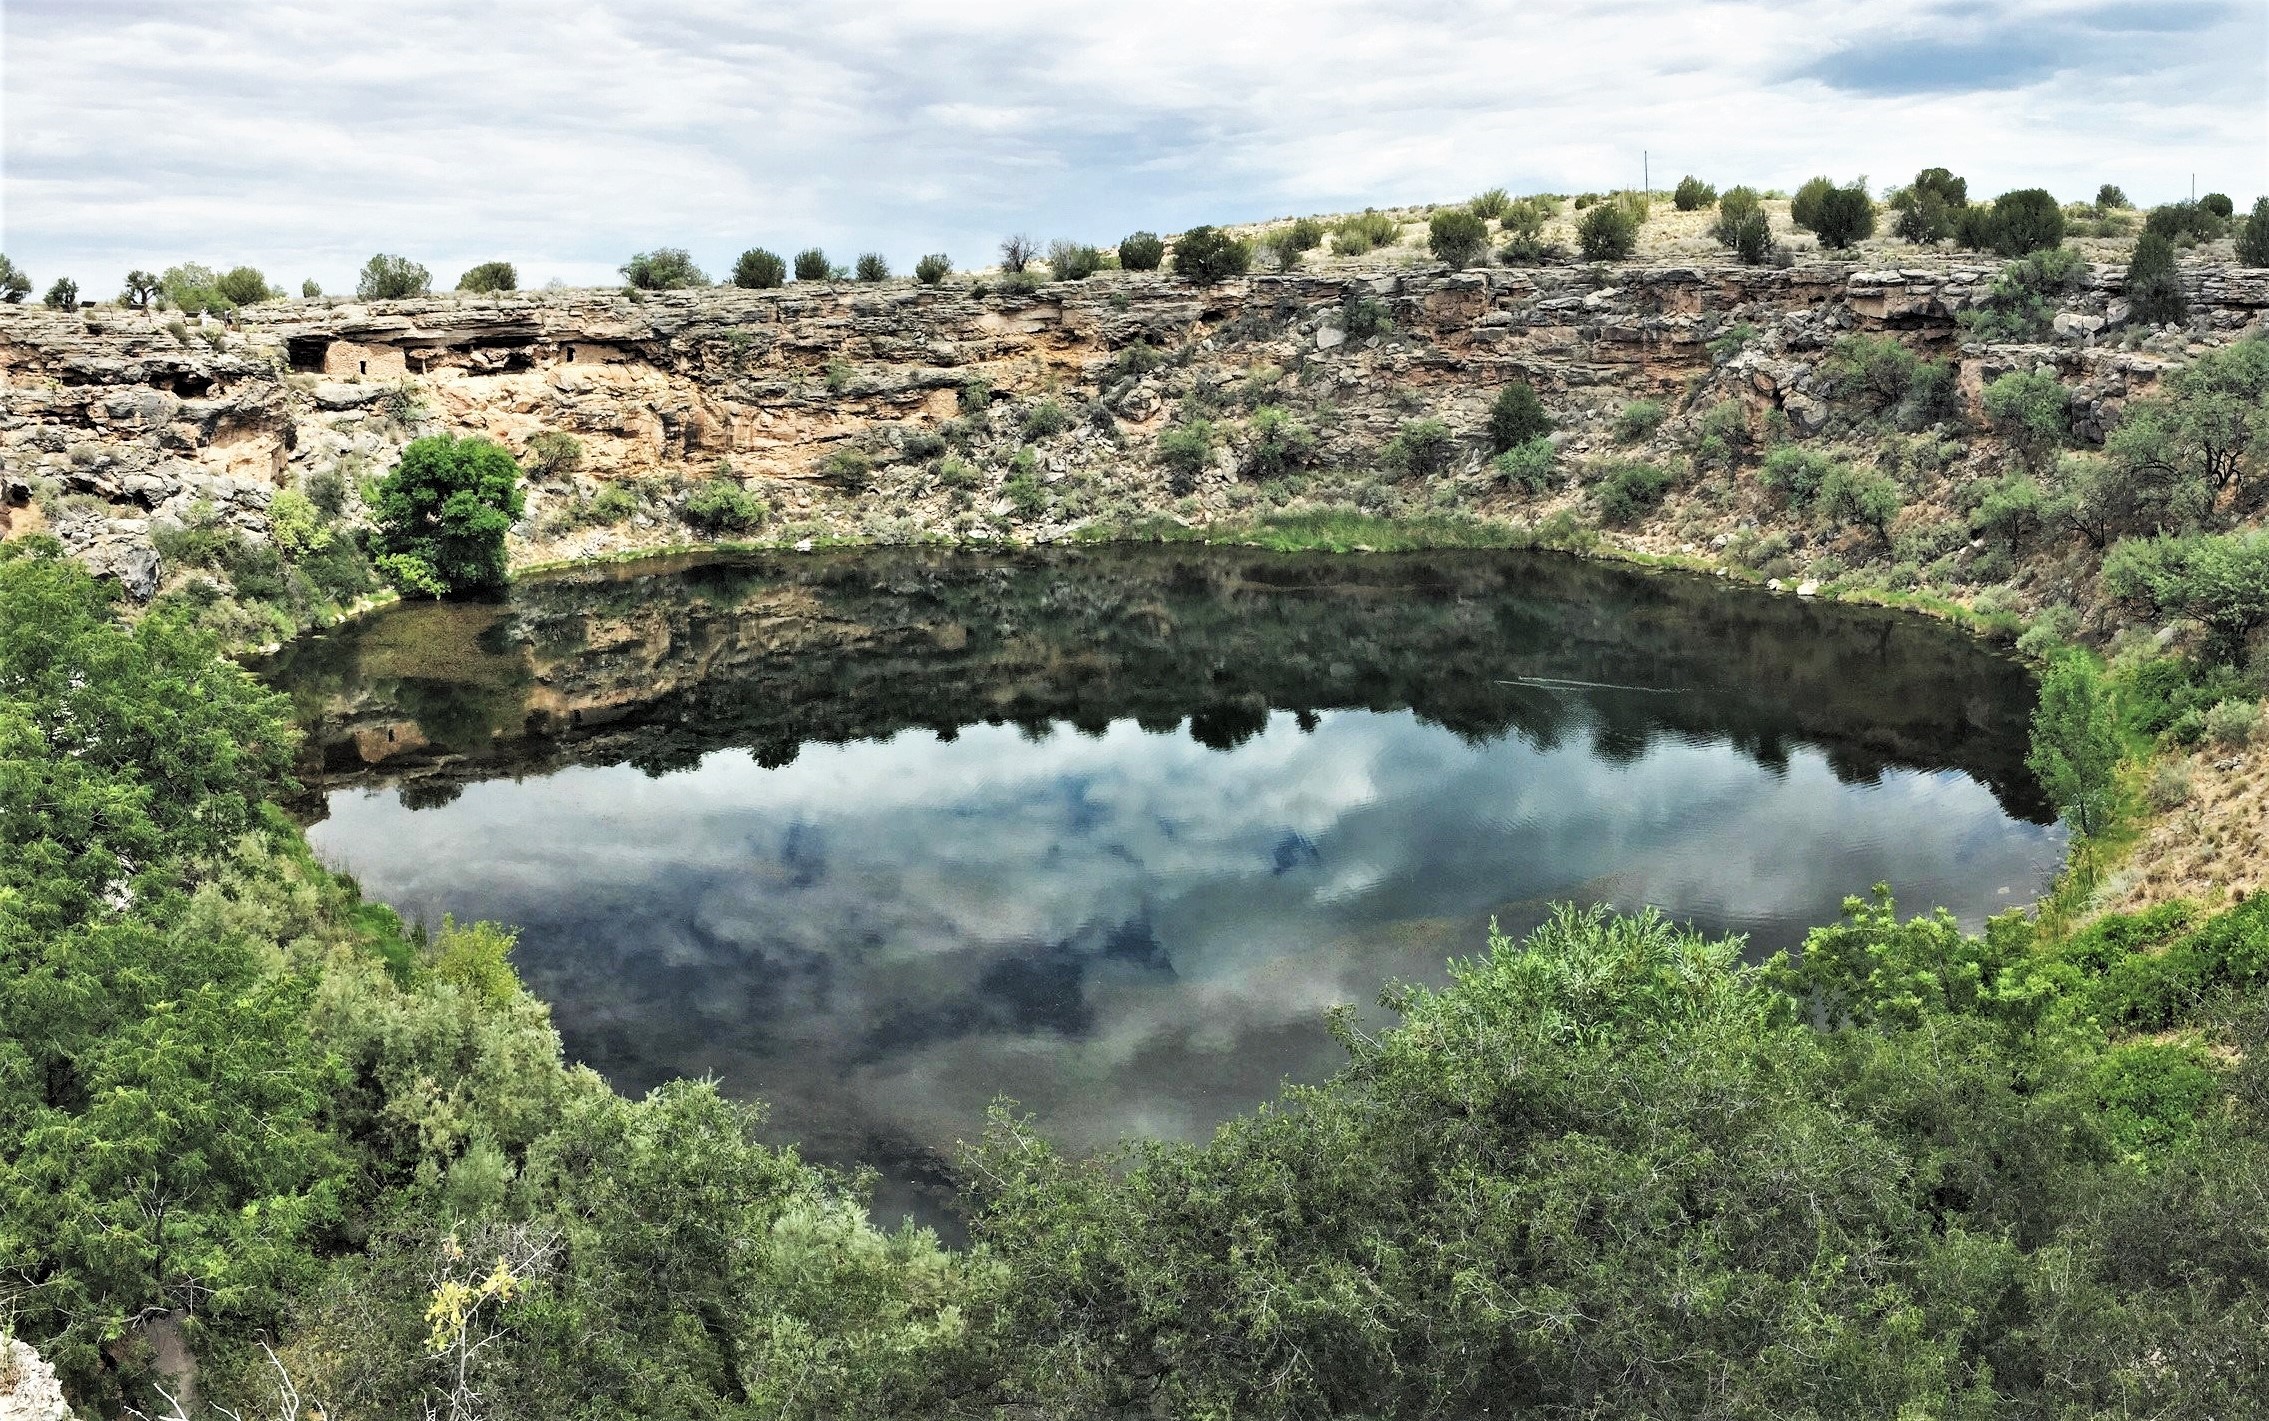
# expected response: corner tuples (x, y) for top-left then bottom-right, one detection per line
(0, 1341), (70, 1421)
(2, 255), (2264, 606)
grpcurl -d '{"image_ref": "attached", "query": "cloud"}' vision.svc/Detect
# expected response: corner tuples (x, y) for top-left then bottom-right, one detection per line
(3, 0), (2263, 293)
(308, 710), (2064, 1212)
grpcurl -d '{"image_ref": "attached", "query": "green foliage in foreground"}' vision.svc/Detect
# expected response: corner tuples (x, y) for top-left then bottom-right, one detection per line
(11, 543), (2269, 1420)
(368, 434), (525, 597)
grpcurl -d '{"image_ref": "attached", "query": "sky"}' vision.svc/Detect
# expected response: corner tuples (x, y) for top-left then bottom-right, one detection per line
(3, 0), (2264, 294)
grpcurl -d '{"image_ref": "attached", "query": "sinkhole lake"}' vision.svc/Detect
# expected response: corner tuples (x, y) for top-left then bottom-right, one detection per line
(264, 546), (2066, 1227)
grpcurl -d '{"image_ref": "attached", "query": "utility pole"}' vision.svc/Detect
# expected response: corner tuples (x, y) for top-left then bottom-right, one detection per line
(1643, 151), (1649, 197)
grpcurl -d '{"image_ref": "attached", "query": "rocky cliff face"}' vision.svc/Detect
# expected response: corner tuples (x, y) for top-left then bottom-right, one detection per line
(3, 256), (2265, 612)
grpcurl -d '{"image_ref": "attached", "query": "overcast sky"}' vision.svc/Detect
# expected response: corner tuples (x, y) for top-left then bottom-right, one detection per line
(4, 0), (2264, 294)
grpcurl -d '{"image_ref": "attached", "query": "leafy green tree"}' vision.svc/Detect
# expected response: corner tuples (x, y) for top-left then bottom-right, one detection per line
(121, 269), (161, 308)
(792, 247), (830, 281)
(1426, 208), (1489, 268)
(912, 253), (951, 285)
(1972, 472), (2047, 553)
(2146, 200), (2223, 242)
(0, 253), (29, 302)
(213, 266), (275, 305)
(1892, 167), (1970, 242)
(2125, 230), (2186, 325)
(1576, 201), (1639, 260)
(1983, 370), (2071, 472)
(850, 252), (886, 282)
(620, 248), (706, 290)
(300, 278), (322, 298)
(41, 277), (78, 310)
(1496, 197), (1555, 263)
(2200, 192), (2234, 219)
(367, 435), (526, 597)
(1811, 183), (1877, 248)
(1958, 246), (2089, 340)
(162, 262), (232, 313)
(2026, 653), (2123, 835)
(356, 253), (431, 300)
(2095, 183), (2130, 211)
(2101, 530), (2269, 652)
(1791, 175), (1837, 231)
(1116, 231), (1165, 271)
(1486, 381), (1552, 452)
(456, 261), (518, 293)
(1816, 461), (1901, 542)
(733, 247), (786, 288)
(2105, 339), (2269, 517)
(2238, 197), (2269, 267)
(1672, 175), (1716, 210)
(1989, 189), (2065, 256)
(1170, 226), (1251, 284)
(1712, 185), (1771, 260)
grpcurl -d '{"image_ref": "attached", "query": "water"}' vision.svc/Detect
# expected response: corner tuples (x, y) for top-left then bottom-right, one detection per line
(263, 546), (2065, 1229)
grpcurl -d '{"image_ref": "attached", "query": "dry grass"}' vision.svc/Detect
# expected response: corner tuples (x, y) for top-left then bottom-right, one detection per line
(2104, 733), (2269, 914)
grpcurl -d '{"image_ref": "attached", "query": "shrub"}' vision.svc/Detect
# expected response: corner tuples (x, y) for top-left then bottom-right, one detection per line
(1672, 176), (1717, 211)
(1487, 382), (1552, 451)
(2205, 697), (2262, 746)
(622, 248), (707, 289)
(2200, 193), (2234, 220)
(999, 234), (1036, 273)
(1021, 399), (1071, 439)
(1244, 406), (1318, 478)
(368, 434), (524, 597)
(2125, 231), (2186, 325)
(2145, 202), (2222, 243)
(995, 270), (1043, 296)
(352, 253), (430, 301)
(455, 261), (517, 294)
(1791, 176), (1838, 231)
(1593, 460), (1676, 523)
(793, 248), (830, 281)
(1157, 419), (1219, 488)
(733, 248), (787, 288)
(1172, 226), (1252, 284)
(1380, 418), (1457, 478)
(1576, 203), (1639, 261)
(1691, 401), (1751, 470)
(2101, 531), (2269, 651)
(41, 278), (77, 310)
(1427, 209), (1490, 268)
(1971, 473), (2046, 553)
(957, 376), (992, 414)
(2096, 184), (2130, 212)
(300, 278), (321, 298)
(913, 253), (952, 285)
(1492, 437), (1556, 493)
(854, 252), (889, 282)
(1711, 186), (1772, 261)
(2240, 198), (2269, 267)
(1989, 190), (2065, 256)
(1888, 168), (1967, 244)
(1810, 185), (1876, 249)
(817, 448), (874, 490)
(213, 266), (276, 304)
(1983, 371), (2071, 471)
(1760, 446), (1836, 505)
(2146, 759), (2194, 810)
(1117, 231), (1165, 271)
(1958, 246), (2090, 341)
(1612, 399), (1664, 442)
(1497, 197), (1555, 263)
(1468, 188), (1511, 220)
(1283, 217), (1326, 254)
(1816, 462), (1901, 541)
(681, 477), (766, 532)
(1332, 210), (1400, 256)
(1047, 240), (1102, 281)
(524, 431), (584, 481)
(0, 254), (28, 303)
(1341, 294), (1391, 338)
(120, 270), (161, 308)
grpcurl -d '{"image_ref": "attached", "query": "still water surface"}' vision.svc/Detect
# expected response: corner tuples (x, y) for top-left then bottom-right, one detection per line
(263, 547), (2065, 1226)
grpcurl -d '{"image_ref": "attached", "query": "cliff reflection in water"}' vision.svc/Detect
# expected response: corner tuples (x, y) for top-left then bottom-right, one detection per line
(264, 546), (2065, 1228)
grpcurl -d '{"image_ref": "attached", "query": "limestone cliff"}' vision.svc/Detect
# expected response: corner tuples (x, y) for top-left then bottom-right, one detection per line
(1, 255), (2265, 622)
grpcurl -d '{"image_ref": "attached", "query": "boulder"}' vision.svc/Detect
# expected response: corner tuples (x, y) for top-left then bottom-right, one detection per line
(312, 382), (385, 410)
(0, 1339), (70, 1421)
